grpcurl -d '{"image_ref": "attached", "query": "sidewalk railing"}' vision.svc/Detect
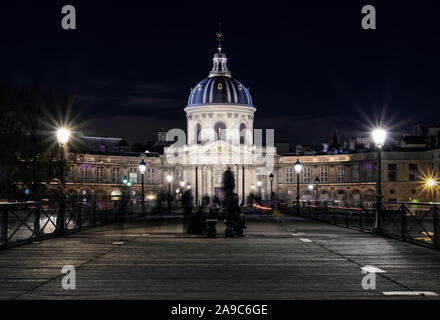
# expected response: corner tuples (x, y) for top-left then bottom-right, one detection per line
(290, 201), (439, 249)
(0, 202), (135, 250)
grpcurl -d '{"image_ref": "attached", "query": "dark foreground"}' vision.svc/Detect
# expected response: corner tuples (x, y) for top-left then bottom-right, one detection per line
(0, 214), (440, 300)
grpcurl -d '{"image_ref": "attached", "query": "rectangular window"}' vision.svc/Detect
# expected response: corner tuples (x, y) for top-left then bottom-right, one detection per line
(319, 166), (328, 183)
(303, 167), (311, 183)
(146, 168), (155, 184)
(388, 164), (397, 182)
(112, 167), (120, 183)
(336, 165), (344, 182)
(97, 167), (104, 183)
(80, 166), (88, 182)
(352, 165), (359, 182)
(67, 165), (75, 182)
(409, 163), (418, 181)
(285, 167), (294, 183)
(129, 167), (138, 183)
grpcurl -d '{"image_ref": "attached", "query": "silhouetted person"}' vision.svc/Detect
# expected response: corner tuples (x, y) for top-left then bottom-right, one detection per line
(166, 192), (173, 212)
(181, 189), (193, 233)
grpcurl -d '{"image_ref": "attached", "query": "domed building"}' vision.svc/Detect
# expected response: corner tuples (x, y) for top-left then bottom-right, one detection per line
(165, 43), (277, 204)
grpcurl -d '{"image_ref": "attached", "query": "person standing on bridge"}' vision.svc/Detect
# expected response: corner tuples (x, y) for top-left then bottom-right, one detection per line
(181, 188), (193, 233)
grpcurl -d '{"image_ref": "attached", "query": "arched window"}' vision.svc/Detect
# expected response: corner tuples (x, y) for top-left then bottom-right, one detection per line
(214, 122), (226, 141)
(239, 123), (246, 145)
(195, 123), (201, 144)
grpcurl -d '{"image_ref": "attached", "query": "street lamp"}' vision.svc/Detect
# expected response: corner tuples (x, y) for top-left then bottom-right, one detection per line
(426, 178), (438, 202)
(269, 173), (274, 198)
(122, 176), (128, 201)
(187, 184), (191, 190)
(56, 128), (70, 235)
(314, 176), (320, 202)
(294, 159), (302, 215)
(180, 181), (185, 188)
(138, 159), (146, 205)
(372, 128), (386, 235)
(167, 174), (173, 194)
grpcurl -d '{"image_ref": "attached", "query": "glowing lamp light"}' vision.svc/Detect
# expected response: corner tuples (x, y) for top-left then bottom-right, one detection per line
(251, 185), (255, 190)
(257, 181), (262, 187)
(138, 159), (146, 174)
(166, 174), (173, 183)
(308, 184), (314, 190)
(294, 159), (302, 173)
(57, 128), (70, 145)
(427, 179), (437, 187)
(127, 181), (132, 187)
(187, 184), (191, 190)
(372, 128), (386, 148)
(180, 181), (185, 187)
(122, 177), (128, 185)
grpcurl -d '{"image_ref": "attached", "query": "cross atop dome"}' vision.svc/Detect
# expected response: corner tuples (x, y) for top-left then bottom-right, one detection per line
(210, 29), (230, 77)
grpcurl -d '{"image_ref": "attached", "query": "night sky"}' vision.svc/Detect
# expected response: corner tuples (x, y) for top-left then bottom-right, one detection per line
(1, 1), (439, 147)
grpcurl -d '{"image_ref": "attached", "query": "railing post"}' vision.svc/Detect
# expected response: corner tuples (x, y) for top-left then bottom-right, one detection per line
(1, 207), (8, 247)
(345, 210), (348, 227)
(34, 206), (40, 241)
(400, 204), (407, 241)
(359, 210), (363, 230)
(433, 205), (439, 248)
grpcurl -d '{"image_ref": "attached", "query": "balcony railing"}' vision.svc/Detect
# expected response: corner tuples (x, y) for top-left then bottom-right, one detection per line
(0, 201), (135, 250)
(285, 201), (439, 249)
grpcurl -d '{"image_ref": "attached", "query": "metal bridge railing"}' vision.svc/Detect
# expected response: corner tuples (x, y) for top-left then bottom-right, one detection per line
(293, 201), (439, 249)
(0, 202), (135, 250)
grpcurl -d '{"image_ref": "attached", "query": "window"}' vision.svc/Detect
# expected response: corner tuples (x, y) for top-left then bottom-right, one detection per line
(319, 166), (328, 183)
(303, 166), (311, 183)
(80, 166), (89, 182)
(112, 167), (120, 183)
(336, 165), (344, 182)
(195, 123), (201, 144)
(239, 123), (246, 145)
(409, 164), (418, 181)
(129, 167), (138, 183)
(214, 122), (226, 141)
(97, 167), (104, 183)
(285, 167), (294, 183)
(388, 164), (397, 182)
(67, 165), (75, 182)
(352, 165), (359, 182)
(146, 168), (155, 184)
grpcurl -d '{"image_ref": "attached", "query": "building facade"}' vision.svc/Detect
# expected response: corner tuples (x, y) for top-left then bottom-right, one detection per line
(64, 47), (440, 206)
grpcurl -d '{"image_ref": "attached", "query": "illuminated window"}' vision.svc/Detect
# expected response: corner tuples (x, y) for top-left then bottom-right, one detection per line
(146, 168), (155, 184)
(129, 167), (138, 183)
(286, 167), (294, 183)
(319, 166), (328, 183)
(96, 167), (104, 183)
(303, 166), (311, 183)
(336, 165), (344, 182)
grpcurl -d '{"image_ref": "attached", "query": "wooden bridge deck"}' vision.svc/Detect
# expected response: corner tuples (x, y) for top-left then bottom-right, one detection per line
(1, 215), (440, 300)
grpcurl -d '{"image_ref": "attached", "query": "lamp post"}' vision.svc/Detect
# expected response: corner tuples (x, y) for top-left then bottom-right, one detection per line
(251, 184), (255, 196)
(295, 159), (302, 215)
(314, 176), (320, 202)
(269, 173), (274, 199)
(138, 159), (146, 206)
(57, 128), (70, 235)
(372, 128), (386, 235)
(167, 174), (173, 194)
(122, 176), (128, 202)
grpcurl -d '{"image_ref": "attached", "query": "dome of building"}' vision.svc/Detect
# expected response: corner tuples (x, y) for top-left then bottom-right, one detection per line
(187, 52), (253, 107)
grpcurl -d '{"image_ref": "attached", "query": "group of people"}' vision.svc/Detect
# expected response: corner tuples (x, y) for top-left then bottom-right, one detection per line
(181, 189), (246, 237)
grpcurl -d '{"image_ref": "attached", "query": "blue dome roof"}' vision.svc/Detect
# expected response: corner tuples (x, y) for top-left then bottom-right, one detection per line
(188, 76), (253, 107)
(187, 51), (253, 107)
